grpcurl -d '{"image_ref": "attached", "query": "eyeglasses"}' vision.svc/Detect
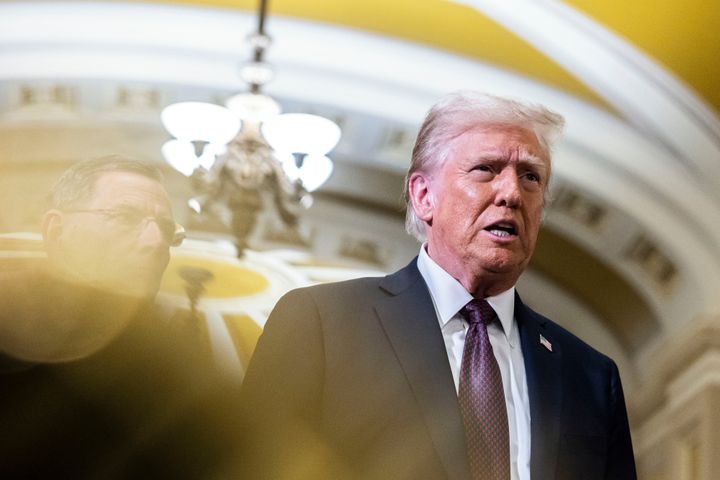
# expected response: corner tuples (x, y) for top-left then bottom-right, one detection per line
(65, 208), (186, 247)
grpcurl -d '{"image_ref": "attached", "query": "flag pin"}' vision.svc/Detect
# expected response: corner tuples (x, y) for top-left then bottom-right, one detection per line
(540, 334), (553, 352)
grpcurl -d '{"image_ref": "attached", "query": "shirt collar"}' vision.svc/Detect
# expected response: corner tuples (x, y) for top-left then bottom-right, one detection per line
(417, 245), (517, 344)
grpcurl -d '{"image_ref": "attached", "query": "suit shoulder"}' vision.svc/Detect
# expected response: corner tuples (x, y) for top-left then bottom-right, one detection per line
(280, 275), (386, 303)
(278, 258), (421, 304)
(268, 276), (387, 322)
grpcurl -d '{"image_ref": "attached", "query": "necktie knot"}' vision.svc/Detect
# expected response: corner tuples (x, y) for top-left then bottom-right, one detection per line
(460, 299), (497, 327)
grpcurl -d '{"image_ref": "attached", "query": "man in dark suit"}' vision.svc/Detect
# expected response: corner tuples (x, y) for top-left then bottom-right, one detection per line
(239, 92), (637, 480)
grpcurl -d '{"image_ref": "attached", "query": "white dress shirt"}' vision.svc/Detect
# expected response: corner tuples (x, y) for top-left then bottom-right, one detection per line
(417, 246), (531, 480)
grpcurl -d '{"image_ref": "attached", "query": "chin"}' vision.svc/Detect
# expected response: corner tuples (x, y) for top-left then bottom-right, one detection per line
(479, 257), (526, 278)
(111, 277), (162, 300)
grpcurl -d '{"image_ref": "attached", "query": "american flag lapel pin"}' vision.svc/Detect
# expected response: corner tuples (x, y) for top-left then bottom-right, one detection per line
(539, 334), (553, 352)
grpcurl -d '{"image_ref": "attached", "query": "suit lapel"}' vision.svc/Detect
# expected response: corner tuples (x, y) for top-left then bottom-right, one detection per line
(375, 260), (470, 480)
(516, 294), (562, 479)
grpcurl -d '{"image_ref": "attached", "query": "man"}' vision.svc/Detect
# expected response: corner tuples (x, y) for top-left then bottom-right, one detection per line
(43, 157), (179, 300)
(240, 92), (637, 480)
(0, 157), (182, 362)
(0, 157), (239, 478)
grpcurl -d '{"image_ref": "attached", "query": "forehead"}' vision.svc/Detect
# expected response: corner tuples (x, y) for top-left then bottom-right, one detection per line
(86, 171), (172, 211)
(447, 123), (548, 167)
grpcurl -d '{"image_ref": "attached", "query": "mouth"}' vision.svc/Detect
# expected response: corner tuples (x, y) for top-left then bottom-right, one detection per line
(484, 220), (518, 239)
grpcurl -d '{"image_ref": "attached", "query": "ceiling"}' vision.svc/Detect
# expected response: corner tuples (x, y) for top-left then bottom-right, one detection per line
(164, 0), (720, 116)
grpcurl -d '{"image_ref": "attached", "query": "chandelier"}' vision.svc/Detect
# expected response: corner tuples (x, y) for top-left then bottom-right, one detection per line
(160, 0), (341, 256)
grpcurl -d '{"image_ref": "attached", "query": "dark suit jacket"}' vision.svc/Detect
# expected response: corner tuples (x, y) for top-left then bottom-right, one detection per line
(239, 258), (636, 480)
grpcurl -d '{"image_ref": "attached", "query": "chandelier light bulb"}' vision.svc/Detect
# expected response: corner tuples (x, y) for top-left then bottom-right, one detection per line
(161, 101), (241, 145)
(262, 113), (341, 156)
(281, 154), (334, 192)
(278, 152), (301, 182)
(161, 139), (224, 177)
(161, 139), (201, 177)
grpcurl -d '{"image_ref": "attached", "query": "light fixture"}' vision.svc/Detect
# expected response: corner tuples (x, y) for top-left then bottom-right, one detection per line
(161, 0), (341, 256)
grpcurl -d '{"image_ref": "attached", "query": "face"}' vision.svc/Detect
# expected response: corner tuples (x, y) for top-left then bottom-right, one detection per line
(409, 124), (549, 296)
(47, 171), (175, 299)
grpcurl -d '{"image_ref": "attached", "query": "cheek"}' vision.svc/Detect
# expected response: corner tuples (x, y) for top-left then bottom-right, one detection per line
(438, 200), (472, 232)
(62, 224), (101, 250)
(159, 250), (171, 269)
(523, 207), (544, 240)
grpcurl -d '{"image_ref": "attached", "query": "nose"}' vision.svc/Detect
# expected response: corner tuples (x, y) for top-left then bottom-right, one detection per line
(493, 169), (522, 208)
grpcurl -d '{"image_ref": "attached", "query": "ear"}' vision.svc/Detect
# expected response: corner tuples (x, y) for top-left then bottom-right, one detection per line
(408, 171), (434, 223)
(41, 209), (64, 251)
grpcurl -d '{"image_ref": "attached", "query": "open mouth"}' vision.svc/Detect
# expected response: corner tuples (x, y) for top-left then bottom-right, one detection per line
(484, 221), (518, 238)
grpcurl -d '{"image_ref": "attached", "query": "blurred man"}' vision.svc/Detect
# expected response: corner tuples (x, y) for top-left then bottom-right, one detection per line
(0, 157), (182, 362)
(0, 157), (238, 479)
(43, 157), (178, 300)
(240, 92), (637, 480)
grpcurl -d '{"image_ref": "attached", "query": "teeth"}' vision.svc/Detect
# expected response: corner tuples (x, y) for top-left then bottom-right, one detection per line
(490, 229), (511, 237)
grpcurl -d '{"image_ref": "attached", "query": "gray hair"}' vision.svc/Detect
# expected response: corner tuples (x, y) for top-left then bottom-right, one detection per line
(48, 155), (164, 210)
(403, 91), (565, 241)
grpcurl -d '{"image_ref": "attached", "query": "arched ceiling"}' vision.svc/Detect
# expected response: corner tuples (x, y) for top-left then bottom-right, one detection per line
(161, 0), (720, 116)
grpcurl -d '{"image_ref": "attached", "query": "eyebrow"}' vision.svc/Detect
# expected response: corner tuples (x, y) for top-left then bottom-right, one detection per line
(517, 155), (548, 171)
(473, 154), (548, 170)
(113, 204), (175, 221)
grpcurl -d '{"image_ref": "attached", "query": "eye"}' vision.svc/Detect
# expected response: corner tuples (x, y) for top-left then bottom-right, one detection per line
(524, 172), (540, 183)
(110, 210), (143, 226)
(521, 174), (543, 193)
(157, 219), (178, 243)
(519, 167), (543, 185)
(472, 164), (494, 174)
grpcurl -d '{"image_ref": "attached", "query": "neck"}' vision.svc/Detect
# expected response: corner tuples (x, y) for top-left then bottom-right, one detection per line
(47, 259), (156, 306)
(462, 271), (517, 299)
(1, 267), (153, 363)
(424, 245), (519, 298)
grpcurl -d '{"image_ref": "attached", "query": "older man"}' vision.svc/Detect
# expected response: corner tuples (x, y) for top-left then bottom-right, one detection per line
(240, 92), (636, 480)
(0, 157), (182, 362)
(43, 157), (180, 299)
(0, 157), (238, 479)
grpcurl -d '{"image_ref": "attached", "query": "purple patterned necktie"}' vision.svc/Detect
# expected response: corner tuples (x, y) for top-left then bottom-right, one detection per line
(458, 299), (510, 480)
